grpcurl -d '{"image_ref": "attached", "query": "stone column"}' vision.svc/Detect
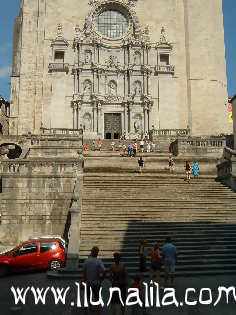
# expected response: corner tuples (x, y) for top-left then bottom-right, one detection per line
(97, 103), (102, 136)
(148, 105), (152, 131)
(143, 105), (148, 133)
(66, 203), (81, 269)
(77, 102), (81, 129)
(73, 104), (77, 129)
(93, 102), (97, 132)
(124, 103), (128, 133)
(129, 105), (134, 136)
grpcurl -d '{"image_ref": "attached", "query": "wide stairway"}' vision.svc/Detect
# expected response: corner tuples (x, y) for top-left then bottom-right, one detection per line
(79, 157), (236, 276)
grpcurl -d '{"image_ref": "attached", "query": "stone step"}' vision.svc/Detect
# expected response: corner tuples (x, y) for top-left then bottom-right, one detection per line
(78, 249), (236, 257)
(79, 244), (236, 253)
(80, 230), (236, 237)
(78, 257), (236, 266)
(80, 170), (236, 276)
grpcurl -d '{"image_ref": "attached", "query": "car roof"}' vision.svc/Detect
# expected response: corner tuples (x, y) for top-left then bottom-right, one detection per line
(24, 238), (61, 244)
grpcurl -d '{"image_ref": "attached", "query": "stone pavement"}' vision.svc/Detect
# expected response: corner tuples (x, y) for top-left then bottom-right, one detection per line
(1, 272), (236, 315)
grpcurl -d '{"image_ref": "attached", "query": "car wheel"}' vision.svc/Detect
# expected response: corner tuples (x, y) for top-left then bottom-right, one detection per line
(0, 264), (9, 277)
(49, 259), (62, 271)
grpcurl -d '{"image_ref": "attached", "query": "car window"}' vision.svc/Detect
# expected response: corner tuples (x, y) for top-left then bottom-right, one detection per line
(40, 242), (57, 253)
(12, 243), (38, 257)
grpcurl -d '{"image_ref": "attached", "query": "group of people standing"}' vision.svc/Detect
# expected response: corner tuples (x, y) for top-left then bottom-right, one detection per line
(82, 237), (177, 315)
(138, 237), (177, 288)
(168, 156), (200, 181)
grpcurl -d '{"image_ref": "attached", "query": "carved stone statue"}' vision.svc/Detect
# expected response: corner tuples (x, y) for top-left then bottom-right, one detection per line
(159, 26), (168, 44)
(57, 24), (63, 39)
(108, 81), (117, 95)
(134, 81), (142, 95)
(134, 51), (141, 65)
(83, 80), (92, 93)
(85, 51), (92, 64)
(134, 115), (143, 132)
(83, 114), (91, 131)
(75, 25), (82, 40)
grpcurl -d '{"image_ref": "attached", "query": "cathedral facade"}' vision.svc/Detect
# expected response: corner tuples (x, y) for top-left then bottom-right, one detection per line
(10, 0), (231, 138)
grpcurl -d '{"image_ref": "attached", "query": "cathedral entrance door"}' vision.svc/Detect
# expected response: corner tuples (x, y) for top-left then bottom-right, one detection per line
(104, 113), (122, 139)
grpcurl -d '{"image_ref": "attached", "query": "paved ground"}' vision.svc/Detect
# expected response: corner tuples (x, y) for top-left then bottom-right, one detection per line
(1, 272), (236, 315)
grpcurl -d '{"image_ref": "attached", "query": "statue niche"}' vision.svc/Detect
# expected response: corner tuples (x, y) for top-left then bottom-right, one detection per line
(133, 81), (142, 96)
(83, 79), (92, 94)
(134, 114), (143, 132)
(134, 51), (141, 65)
(84, 50), (92, 64)
(83, 113), (92, 131)
(108, 80), (117, 95)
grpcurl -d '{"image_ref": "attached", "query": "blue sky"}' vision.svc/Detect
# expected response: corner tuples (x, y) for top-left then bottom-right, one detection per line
(0, 1), (235, 100)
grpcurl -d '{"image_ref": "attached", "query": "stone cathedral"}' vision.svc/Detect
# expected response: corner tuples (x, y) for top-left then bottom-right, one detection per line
(10, 0), (231, 138)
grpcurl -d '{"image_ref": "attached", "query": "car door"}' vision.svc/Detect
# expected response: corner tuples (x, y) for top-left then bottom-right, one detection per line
(9, 243), (39, 272)
(38, 242), (58, 269)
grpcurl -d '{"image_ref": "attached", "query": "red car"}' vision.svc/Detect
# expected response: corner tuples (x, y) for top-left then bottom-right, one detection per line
(0, 238), (66, 276)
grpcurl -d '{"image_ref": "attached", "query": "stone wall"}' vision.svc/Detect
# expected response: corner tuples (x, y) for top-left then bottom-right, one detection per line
(0, 132), (83, 247)
(231, 95), (236, 150)
(217, 147), (236, 192)
(0, 159), (79, 246)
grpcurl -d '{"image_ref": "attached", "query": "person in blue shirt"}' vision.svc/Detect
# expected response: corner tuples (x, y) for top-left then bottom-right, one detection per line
(162, 236), (178, 287)
(128, 144), (133, 157)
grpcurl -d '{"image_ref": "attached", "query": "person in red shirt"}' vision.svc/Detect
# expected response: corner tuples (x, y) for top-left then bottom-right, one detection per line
(149, 243), (163, 285)
(132, 142), (137, 157)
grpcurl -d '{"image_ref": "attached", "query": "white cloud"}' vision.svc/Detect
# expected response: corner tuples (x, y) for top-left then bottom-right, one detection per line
(0, 66), (11, 79)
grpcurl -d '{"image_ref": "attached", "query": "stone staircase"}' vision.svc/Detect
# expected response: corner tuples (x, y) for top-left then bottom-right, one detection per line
(78, 157), (236, 276)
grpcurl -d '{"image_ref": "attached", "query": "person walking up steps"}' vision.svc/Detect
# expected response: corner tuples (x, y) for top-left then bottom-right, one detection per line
(192, 161), (199, 178)
(162, 237), (178, 288)
(138, 156), (144, 173)
(168, 156), (175, 172)
(184, 160), (191, 183)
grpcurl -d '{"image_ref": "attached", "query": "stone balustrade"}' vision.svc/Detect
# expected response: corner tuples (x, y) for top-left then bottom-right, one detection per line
(48, 63), (69, 72)
(151, 128), (189, 137)
(171, 137), (226, 156)
(0, 159), (83, 175)
(40, 127), (83, 136)
(154, 64), (175, 74)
